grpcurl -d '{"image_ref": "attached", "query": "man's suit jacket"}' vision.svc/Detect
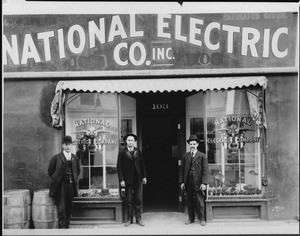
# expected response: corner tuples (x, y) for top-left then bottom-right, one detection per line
(117, 147), (147, 185)
(48, 152), (81, 197)
(180, 150), (209, 190)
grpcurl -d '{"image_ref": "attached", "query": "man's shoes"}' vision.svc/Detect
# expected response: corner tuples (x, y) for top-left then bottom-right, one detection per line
(136, 220), (145, 226)
(200, 219), (206, 226)
(185, 219), (194, 225)
(124, 220), (132, 227)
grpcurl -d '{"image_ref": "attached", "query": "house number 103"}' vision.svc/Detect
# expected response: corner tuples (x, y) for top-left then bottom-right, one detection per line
(152, 104), (169, 110)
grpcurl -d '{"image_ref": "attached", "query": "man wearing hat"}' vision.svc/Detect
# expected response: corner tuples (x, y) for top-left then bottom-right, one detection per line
(180, 135), (208, 226)
(117, 133), (147, 227)
(48, 135), (81, 229)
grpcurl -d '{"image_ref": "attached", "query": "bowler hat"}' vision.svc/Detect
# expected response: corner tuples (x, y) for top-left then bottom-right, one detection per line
(123, 133), (138, 142)
(62, 135), (73, 144)
(187, 135), (200, 144)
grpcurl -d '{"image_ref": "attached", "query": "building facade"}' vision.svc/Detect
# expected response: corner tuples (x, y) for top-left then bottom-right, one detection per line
(3, 1), (299, 225)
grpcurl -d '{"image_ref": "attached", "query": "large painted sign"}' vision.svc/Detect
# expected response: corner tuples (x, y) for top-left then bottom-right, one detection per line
(3, 13), (297, 74)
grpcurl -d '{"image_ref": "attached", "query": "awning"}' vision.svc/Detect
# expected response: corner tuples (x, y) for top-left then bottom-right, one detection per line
(55, 76), (268, 93)
(51, 76), (268, 129)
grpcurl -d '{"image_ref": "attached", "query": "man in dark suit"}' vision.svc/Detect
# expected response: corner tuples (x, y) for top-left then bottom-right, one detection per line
(117, 134), (147, 227)
(48, 135), (81, 229)
(180, 135), (209, 226)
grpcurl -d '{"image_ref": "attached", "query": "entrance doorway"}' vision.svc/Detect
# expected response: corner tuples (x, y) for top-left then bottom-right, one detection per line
(137, 92), (185, 212)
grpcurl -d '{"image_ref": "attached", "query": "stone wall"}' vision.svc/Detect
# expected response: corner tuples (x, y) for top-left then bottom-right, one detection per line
(265, 74), (299, 220)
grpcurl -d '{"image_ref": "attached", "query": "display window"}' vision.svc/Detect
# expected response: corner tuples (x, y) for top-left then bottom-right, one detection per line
(186, 88), (263, 197)
(66, 92), (119, 198)
(65, 92), (137, 199)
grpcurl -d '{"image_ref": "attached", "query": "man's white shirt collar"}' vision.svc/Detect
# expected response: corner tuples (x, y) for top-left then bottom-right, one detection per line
(127, 147), (134, 152)
(63, 150), (72, 161)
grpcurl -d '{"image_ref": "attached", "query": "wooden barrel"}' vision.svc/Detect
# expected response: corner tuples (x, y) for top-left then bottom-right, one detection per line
(32, 189), (58, 229)
(4, 189), (31, 229)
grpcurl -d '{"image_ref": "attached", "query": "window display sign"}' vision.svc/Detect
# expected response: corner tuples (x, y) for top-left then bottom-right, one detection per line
(3, 13), (297, 75)
(74, 118), (118, 151)
(209, 116), (260, 153)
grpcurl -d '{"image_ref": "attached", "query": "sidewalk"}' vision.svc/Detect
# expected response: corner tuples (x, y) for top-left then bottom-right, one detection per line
(3, 212), (299, 235)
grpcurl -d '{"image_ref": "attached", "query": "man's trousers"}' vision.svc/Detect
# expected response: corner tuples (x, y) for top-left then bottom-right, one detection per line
(125, 182), (142, 222)
(55, 182), (74, 229)
(185, 176), (205, 221)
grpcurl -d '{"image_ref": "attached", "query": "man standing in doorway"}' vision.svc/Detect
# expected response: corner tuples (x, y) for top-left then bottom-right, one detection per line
(117, 134), (147, 227)
(48, 135), (81, 229)
(180, 135), (208, 226)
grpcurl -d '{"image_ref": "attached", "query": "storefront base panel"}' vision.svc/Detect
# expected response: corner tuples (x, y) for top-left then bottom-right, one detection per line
(71, 199), (123, 224)
(206, 199), (268, 222)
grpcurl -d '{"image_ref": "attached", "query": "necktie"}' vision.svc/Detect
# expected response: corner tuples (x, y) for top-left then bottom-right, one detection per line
(191, 152), (195, 161)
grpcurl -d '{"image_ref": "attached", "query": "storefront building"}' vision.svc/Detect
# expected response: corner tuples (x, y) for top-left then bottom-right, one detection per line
(3, 1), (299, 225)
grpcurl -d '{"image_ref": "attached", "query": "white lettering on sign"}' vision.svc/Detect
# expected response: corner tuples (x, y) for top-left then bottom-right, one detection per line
(175, 15), (187, 42)
(205, 22), (220, 50)
(57, 29), (66, 59)
(114, 42), (128, 66)
(189, 17), (204, 47)
(157, 14), (172, 39)
(272, 27), (288, 58)
(37, 31), (54, 61)
(108, 15), (127, 43)
(3, 34), (19, 65)
(222, 25), (240, 54)
(241, 27), (260, 57)
(130, 14), (144, 37)
(3, 14), (292, 67)
(21, 34), (41, 64)
(152, 47), (173, 61)
(88, 18), (106, 48)
(68, 24), (86, 54)
(129, 42), (147, 66)
(113, 42), (147, 66)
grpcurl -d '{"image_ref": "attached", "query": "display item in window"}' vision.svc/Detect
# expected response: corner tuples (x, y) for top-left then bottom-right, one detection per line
(180, 135), (209, 226)
(117, 133), (147, 227)
(48, 135), (81, 229)
(76, 140), (88, 165)
(208, 185), (261, 196)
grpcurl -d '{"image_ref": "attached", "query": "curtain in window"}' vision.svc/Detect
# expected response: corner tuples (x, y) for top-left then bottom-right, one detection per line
(246, 88), (267, 129)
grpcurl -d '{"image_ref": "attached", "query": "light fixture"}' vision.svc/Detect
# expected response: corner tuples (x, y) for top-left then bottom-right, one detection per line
(94, 93), (103, 114)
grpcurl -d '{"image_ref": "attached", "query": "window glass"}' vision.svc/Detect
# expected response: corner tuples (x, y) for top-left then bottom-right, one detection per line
(189, 117), (205, 153)
(206, 89), (262, 196)
(120, 93), (137, 147)
(80, 93), (94, 105)
(185, 92), (205, 153)
(65, 92), (119, 198)
(121, 119), (133, 147)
